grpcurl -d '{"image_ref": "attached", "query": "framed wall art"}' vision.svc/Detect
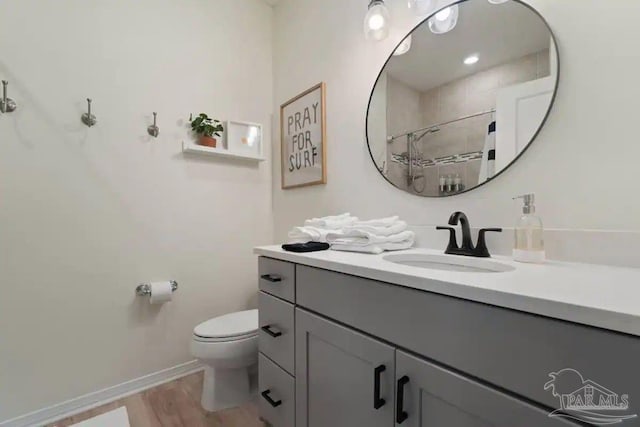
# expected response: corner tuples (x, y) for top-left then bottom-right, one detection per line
(280, 82), (326, 189)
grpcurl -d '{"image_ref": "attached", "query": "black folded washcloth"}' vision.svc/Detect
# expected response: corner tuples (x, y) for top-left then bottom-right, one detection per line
(282, 241), (330, 253)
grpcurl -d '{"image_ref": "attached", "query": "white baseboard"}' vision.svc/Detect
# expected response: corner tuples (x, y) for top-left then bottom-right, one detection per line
(0, 360), (203, 427)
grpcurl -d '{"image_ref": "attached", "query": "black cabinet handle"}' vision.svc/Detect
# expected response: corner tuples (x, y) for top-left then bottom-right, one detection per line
(261, 389), (282, 407)
(261, 325), (282, 338)
(373, 364), (386, 409)
(261, 274), (282, 283)
(396, 376), (410, 424)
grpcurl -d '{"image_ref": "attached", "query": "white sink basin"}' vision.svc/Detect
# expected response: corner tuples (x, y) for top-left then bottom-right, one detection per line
(383, 253), (515, 273)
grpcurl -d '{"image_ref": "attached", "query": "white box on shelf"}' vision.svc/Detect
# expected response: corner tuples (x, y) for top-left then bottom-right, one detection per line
(227, 120), (263, 159)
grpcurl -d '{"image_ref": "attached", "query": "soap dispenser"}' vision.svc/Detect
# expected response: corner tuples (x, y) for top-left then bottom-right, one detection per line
(513, 194), (545, 263)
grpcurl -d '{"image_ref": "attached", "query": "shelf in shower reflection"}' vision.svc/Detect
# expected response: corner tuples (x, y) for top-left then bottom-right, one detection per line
(182, 141), (265, 162)
(391, 150), (483, 168)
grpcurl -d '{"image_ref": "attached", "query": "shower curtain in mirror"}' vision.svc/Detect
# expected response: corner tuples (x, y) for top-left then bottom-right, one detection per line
(478, 119), (496, 184)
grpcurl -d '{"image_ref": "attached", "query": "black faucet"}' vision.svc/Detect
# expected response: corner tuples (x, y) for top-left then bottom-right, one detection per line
(436, 212), (502, 258)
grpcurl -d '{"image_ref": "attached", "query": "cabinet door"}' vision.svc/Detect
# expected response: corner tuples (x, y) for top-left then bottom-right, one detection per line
(395, 350), (579, 427)
(296, 308), (395, 427)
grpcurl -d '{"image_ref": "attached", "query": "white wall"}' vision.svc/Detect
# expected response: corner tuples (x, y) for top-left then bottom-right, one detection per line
(368, 72), (387, 173)
(272, 0), (640, 262)
(0, 0), (273, 421)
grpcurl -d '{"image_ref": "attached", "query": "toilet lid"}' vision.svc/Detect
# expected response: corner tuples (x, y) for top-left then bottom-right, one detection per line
(193, 309), (258, 339)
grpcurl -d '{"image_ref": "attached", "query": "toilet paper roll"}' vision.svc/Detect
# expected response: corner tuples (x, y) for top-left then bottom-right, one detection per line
(149, 281), (173, 305)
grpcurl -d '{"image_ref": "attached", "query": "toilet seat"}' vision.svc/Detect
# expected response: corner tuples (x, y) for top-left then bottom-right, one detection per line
(193, 309), (258, 342)
(192, 331), (257, 343)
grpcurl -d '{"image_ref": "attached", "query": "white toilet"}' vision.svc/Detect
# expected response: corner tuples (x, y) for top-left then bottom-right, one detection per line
(190, 309), (259, 412)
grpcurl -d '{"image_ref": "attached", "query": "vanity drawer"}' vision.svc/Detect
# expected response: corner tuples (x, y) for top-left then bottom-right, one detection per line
(259, 257), (295, 303)
(259, 291), (295, 375)
(259, 353), (295, 427)
(296, 265), (640, 413)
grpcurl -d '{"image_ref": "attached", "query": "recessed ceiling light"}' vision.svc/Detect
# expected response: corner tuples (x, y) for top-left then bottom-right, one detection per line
(464, 54), (479, 65)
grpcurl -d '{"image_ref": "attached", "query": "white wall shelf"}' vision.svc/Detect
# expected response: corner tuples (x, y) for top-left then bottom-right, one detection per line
(182, 141), (265, 162)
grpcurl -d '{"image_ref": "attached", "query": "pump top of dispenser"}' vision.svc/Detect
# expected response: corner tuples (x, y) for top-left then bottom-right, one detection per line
(513, 194), (535, 214)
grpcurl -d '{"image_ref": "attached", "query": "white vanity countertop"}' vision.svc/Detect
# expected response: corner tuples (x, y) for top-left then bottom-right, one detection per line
(254, 245), (640, 337)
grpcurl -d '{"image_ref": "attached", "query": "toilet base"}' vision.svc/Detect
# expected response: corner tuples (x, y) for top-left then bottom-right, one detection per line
(200, 365), (255, 412)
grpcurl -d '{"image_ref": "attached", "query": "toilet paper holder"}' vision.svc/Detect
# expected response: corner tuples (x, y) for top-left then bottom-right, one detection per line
(136, 281), (178, 296)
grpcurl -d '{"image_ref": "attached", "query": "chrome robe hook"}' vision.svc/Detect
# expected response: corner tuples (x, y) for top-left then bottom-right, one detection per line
(148, 112), (159, 137)
(81, 98), (97, 127)
(0, 80), (17, 113)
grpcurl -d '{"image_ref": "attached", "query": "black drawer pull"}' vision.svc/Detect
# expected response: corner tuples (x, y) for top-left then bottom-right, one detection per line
(373, 364), (386, 409)
(261, 274), (282, 283)
(261, 325), (282, 338)
(396, 376), (409, 424)
(261, 389), (282, 407)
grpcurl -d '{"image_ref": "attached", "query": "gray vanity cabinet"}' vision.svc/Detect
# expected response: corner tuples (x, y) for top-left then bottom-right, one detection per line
(293, 308), (579, 427)
(395, 351), (578, 427)
(257, 256), (638, 427)
(295, 308), (396, 427)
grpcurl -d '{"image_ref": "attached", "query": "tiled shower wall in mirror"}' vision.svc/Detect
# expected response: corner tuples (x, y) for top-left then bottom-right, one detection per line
(385, 49), (551, 195)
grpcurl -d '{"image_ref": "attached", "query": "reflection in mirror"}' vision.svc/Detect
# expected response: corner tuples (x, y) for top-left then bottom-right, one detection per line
(367, 0), (558, 197)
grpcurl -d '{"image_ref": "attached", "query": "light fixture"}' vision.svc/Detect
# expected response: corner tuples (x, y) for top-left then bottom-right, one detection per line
(435, 7), (451, 21)
(408, 0), (433, 16)
(364, 0), (391, 41)
(463, 54), (479, 65)
(393, 35), (412, 56)
(488, 0), (510, 3)
(428, 5), (459, 34)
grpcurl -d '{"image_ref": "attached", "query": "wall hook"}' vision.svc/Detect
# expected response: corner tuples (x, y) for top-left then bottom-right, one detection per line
(0, 80), (17, 113)
(81, 98), (97, 127)
(147, 112), (159, 137)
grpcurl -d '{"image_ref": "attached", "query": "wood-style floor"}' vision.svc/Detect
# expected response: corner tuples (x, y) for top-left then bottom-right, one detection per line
(47, 371), (263, 427)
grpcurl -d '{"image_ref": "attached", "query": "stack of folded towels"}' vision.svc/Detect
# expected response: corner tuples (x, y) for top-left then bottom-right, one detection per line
(288, 213), (415, 254)
(327, 215), (414, 254)
(288, 213), (358, 243)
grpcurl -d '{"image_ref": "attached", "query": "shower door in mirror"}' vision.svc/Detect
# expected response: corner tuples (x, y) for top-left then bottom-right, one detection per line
(366, 0), (558, 197)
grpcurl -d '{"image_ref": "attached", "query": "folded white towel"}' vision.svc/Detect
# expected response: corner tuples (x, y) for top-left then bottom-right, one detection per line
(329, 244), (385, 254)
(353, 216), (399, 226)
(288, 226), (342, 243)
(328, 229), (415, 254)
(326, 230), (414, 246)
(304, 213), (358, 230)
(330, 238), (415, 254)
(342, 220), (407, 237)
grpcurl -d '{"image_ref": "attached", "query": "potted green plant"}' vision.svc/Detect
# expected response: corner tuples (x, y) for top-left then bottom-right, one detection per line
(190, 113), (224, 148)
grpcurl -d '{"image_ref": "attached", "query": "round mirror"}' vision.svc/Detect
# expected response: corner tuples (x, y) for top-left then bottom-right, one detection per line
(366, 0), (558, 196)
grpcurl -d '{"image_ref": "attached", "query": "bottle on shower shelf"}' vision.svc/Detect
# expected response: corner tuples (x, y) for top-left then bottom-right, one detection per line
(445, 174), (453, 193)
(453, 173), (462, 192)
